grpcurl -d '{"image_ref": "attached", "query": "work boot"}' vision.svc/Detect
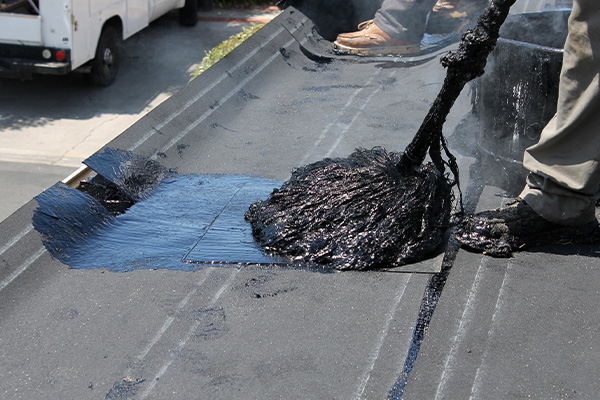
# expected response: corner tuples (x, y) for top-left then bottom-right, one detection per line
(334, 20), (420, 56)
(454, 198), (600, 257)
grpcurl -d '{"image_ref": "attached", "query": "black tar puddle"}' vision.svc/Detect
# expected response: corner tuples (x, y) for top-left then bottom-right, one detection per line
(33, 147), (299, 272)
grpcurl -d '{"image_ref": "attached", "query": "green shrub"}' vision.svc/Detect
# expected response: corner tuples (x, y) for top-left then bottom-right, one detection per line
(191, 23), (265, 80)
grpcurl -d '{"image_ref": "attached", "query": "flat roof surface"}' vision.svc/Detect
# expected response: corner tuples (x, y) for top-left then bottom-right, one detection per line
(2, 2), (598, 399)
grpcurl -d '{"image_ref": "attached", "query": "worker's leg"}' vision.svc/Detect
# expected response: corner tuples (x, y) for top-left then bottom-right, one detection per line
(333, 0), (485, 54)
(519, 0), (600, 225)
(454, 0), (600, 256)
(374, 0), (438, 43)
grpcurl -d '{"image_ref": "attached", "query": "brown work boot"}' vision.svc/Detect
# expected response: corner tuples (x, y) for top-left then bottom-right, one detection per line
(334, 20), (420, 56)
(454, 198), (600, 257)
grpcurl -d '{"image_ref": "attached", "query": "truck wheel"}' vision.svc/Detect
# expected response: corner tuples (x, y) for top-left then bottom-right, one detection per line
(179, 0), (198, 27)
(86, 26), (122, 87)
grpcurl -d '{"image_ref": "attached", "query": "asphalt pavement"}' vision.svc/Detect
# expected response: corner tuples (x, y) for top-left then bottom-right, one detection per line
(0, 6), (280, 222)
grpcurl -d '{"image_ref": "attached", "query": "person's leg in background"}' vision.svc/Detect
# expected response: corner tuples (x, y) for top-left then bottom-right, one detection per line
(334, 0), (437, 55)
(334, 0), (488, 55)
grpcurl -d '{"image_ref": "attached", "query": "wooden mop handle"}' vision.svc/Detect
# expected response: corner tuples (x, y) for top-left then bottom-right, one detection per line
(399, 0), (517, 170)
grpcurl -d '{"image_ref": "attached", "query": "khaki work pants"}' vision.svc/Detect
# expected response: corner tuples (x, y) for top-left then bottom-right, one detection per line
(520, 0), (600, 225)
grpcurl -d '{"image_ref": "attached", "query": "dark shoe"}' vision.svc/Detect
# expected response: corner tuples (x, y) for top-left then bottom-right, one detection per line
(334, 20), (420, 56)
(454, 199), (600, 257)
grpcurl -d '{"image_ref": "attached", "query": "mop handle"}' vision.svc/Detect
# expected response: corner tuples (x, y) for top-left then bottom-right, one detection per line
(399, 0), (517, 170)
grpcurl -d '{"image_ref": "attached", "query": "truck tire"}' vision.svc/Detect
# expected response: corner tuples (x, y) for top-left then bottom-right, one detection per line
(179, 0), (198, 27)
(86, 26), (122, 87)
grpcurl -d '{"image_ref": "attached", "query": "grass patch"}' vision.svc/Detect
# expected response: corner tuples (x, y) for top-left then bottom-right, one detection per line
(190, 23), (265, 80)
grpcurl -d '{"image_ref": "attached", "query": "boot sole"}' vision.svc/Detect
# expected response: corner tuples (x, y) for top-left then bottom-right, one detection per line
(333, 41), (420, 56)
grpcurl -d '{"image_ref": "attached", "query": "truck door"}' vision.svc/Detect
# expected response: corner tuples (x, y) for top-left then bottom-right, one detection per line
(148, 0), (182, 22)
(70, 0), (92, 68)
(126, 0), (149, 37)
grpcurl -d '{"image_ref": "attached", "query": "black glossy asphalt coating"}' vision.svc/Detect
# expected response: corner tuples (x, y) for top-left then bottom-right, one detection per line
(33, 148), (291, 272)
(84, 146), (172, 202)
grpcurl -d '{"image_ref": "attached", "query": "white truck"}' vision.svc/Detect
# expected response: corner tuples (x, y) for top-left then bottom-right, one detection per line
(0, 0), (198, 86)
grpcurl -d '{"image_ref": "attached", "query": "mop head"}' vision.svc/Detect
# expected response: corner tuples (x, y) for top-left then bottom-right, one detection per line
(245, 147), (454, 270)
